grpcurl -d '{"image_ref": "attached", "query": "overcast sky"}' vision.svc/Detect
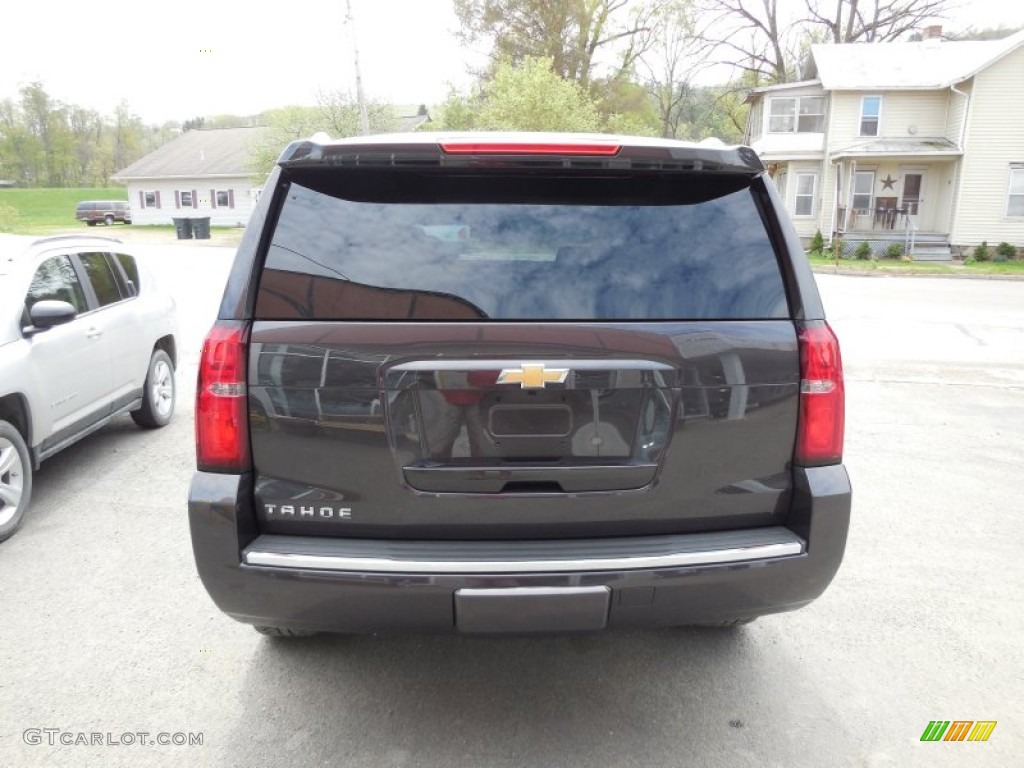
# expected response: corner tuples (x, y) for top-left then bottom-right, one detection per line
(1, 0), (1022, 123)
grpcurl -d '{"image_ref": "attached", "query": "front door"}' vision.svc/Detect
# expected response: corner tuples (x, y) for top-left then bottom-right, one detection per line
(902, 172), (926, 223)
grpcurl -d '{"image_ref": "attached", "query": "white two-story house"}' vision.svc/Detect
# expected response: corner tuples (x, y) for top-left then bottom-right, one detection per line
(745, 27), (1024, 257)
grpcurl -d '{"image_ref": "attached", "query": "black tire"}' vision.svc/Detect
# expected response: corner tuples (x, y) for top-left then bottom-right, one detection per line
(0, 420), (32, 543)
(86, 221), (98, 227)
(104, 214), (114, 226)
(131, 349), (175, 428)
(253, 626), (318, 637)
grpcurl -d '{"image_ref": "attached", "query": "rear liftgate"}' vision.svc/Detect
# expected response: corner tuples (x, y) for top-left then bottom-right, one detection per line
(385, 356), (677, 633)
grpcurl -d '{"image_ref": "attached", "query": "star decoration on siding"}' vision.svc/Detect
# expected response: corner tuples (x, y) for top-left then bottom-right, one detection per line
(881, 174), (897, 190)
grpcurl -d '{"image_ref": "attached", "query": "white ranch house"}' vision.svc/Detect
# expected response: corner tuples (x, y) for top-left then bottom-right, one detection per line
(112, 127), (270, 227)
(745, 28), (1024, 258)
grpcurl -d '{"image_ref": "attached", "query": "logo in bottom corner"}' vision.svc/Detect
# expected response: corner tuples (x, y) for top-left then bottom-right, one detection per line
(920, 720), (997, 742)
(264, 503), (352, 521)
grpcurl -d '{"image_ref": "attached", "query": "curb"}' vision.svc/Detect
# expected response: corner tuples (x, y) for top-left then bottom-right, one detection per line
(811, 267), (1024, 281)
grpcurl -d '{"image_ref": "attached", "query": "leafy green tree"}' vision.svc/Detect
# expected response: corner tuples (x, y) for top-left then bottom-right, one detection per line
(436, 88), (481, 130)
(476, 57), (603, 132)
(0, 82), (169, 186)
(591, 76), (660, 136)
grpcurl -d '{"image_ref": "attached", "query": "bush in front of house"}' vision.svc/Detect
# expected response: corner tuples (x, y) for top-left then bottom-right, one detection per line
(995, 242), (1017, 262)
(0, 203), (17, 232)
(973, 241), (990, 262)
(854, 241), (873, 260)
(883, 242), (905, 260)
(809, 229), (825, 256)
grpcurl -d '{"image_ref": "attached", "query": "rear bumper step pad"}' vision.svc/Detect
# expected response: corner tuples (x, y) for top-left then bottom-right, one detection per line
(243, 527), (804, 575)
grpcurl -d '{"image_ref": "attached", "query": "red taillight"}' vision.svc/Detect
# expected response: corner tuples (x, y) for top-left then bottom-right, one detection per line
(796, 322), (845, 466)
(439, 141), (621, 156)
(196, 321), (250, 472)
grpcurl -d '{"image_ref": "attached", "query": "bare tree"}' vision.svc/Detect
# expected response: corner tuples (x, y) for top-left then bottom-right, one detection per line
(805, 0), (954, 43)
(637, 1), (713, 137)
(698, 0), (812, 83)
(699, 0), (952, 85)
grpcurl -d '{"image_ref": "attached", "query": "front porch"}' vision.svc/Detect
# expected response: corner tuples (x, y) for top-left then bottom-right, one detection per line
(830, 144), (960, 261)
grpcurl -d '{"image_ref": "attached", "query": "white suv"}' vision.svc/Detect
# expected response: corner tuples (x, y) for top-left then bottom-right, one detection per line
(0, 234), (178, 541)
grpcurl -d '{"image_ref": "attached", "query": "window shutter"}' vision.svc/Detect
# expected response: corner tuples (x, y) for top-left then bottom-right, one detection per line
(211, 189), (217, 209)
(192, 189), (198, 209)
(155, 190), (161, 209)
(175, 190), (180, 209)
(139, 190), (144, 209)
(228, 189), (235, 209)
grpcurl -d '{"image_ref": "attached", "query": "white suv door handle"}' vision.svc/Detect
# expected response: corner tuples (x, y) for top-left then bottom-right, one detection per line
(86, 327), (103, 339)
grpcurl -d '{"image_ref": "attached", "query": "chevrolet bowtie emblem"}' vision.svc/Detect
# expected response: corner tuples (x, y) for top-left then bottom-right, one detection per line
(497, 363), (569, 389)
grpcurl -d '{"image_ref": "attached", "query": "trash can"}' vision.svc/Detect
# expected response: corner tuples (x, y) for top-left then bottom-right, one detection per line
(172, 218), (193, 240)
(192, 217), (211, 240)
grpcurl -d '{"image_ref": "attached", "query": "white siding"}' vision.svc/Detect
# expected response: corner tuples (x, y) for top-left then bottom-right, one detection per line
(945, 79), (972, 144)
(951, 44), (1024, 246)
(828, 91), (949, 148)
(778, 160), (827, 238)
(124, 176), (264, 226)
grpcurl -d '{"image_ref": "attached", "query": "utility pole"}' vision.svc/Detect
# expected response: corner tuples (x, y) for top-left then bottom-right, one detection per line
(345, 0), (371, 135)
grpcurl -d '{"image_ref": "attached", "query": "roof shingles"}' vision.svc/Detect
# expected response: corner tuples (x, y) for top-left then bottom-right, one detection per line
(112, 126), (270, 180)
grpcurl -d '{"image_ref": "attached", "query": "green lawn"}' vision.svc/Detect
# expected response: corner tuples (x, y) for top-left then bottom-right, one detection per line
(807, 253), (1024, 275)
(0, 187), (128, 234)
(0, 187), (243, 245)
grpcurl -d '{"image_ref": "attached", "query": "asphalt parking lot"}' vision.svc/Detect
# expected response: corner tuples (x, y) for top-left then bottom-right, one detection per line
(1, 244), (1021, 767)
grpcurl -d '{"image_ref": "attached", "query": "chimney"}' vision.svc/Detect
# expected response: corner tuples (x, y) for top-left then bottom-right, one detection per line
(923, 25), (942, 41)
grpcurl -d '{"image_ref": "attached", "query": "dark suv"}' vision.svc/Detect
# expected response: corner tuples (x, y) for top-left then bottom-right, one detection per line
(189, 133), (850, 637)
(75, 200), (131, 226)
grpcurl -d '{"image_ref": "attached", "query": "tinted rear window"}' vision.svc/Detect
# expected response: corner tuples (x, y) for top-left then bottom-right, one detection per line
(255, 172), (788, 321)
(79, 252), (123, 306)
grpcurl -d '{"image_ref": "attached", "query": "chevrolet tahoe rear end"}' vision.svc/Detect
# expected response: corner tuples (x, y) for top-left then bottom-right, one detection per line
(188, 133), (850, 636)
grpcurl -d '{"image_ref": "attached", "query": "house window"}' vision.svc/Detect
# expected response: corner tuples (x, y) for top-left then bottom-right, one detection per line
(180, 191), (193, 207)
(216, 190), (230, 207)
(768, 98), (796, 133)
(852, 171), (875, 211)
(794, 173), (817, 216)
(1008, 166), (1024, 217)
(797, 98), (825, 132)
(768, 96), (824, 133)
(860, 96), (881, 137)
(143, 190), (160, 208)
